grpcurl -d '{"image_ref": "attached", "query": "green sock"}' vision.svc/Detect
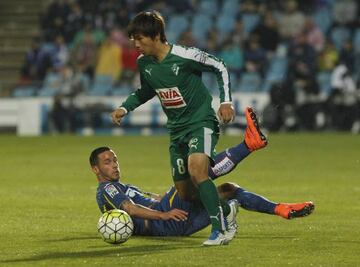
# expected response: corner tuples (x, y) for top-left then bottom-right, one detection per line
(198, 179), (225, 232)
(220, 199), (231, 217)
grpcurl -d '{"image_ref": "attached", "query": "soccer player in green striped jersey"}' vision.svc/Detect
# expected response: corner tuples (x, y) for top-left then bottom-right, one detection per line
(111, 11), (235, 245)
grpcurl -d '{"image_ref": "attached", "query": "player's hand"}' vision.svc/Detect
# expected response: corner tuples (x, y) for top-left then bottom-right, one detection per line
(162, 209), (188, 221)
(111, 108), (126, 125)
(217, 103), (235, 124)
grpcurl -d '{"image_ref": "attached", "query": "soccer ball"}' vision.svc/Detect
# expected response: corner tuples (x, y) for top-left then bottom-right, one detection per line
(97, 209), (134, 244)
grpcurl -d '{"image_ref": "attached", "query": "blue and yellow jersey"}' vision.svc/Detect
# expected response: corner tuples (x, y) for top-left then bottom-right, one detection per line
(96, 181), (210, 236)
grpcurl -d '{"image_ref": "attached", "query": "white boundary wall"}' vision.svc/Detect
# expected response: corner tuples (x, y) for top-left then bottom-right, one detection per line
(0, 93), (270, 136)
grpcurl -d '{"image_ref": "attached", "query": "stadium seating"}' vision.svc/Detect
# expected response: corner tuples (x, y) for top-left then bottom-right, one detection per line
(262, 56), (288, 91)
(167, 14), (189, 43)
(216, 14), (236, 41)
(88, 75), (113, 96)
(314, 7), (332, 34)
(112, 85), (133, 96)
(38, 72), (62, 97)
(192, 14), (213, 44)
(12, 85), (37, 97)
(221, 0), (240, 17)
(331, 26), (351, 50)
(238, 72), (262, 92)
(242, 13), (260, 34)
(316, 71), (332, 95)
(199, 0), (218, 16)
(354, 28), (360, 53)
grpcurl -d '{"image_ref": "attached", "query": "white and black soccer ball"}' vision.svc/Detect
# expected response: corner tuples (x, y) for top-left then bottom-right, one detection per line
(97, 209), (134, 244)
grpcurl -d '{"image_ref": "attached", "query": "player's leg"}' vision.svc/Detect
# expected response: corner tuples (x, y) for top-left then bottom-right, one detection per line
(170, 141), (199, 201)
(188, 153), (228, 245)
(187, 126), (230, 245)
(209, 107), (267, 180)
(217, 182), (315, 219)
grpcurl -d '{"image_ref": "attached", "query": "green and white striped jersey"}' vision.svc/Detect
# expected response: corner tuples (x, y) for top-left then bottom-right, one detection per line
(120, 44), (232, 139)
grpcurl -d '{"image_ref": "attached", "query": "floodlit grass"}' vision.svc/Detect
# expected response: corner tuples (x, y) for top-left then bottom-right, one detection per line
(0, 133), (359, 266)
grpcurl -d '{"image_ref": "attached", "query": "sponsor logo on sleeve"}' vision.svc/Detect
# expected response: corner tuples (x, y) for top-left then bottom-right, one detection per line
(194, 51), (208, 64)
(104, 184), (119, 198)
(155, 87), (186, 109)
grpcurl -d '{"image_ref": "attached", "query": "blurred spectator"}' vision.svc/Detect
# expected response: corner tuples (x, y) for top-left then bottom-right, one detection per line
(109, 27), (130, 47)
(70, 30), (98, 79)
(72, 23), (106, 48)
(231, 19), (245, 46)
(288, 33), (317, 83)
(277, 0), (306, 39)
(51, 35), (70, 71)
(51, 94), (82, 133)
(167, 0), (196, 14)
(262, 82), (296, 131)
(51, 94), (68, 133)
(218, 38), (244, 77)
(339, 41), (355, 72)
(97, 0), (124, 32)
(318, 41), (339, 71)
(295, 78), (322, 130)
(59, 65), (89, 96)
(178, 29), (197, 47)
(41, 0), (71, 42)
(244, 37), (267, 75)
(95, 36), (122, 81)
(64, 2), (85, 43)
(241, 0), (259, 13)
(303, 18), (325, 52)
(20, 37), (52, 83)
(205, 27), (222, 53)
(121, 39), (140, 84)
(116, 7), (130, 27)
(327, 63), (358, 130)
(333, 0), (358, 27)
(251, 12), (280, 53)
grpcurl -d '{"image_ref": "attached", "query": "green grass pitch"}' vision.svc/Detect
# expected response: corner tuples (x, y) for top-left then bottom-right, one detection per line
(0, 133), (359, 266)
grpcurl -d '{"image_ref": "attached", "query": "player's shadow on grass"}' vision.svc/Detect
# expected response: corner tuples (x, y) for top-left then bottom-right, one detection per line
(1, 235), (204, 264)
(238, 234), (297, 240)
(45, 235), (99, 242)
(1, 243), (201, 264)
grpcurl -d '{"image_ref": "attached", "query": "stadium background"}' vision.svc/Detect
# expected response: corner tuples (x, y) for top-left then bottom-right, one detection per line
(0, 0), (359, 135)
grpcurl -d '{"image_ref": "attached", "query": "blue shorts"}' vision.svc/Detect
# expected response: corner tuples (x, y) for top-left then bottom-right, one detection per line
(149, 187), (210, 236)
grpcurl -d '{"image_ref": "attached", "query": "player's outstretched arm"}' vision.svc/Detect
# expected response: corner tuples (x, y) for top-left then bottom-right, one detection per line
(121, 199), (188, 221)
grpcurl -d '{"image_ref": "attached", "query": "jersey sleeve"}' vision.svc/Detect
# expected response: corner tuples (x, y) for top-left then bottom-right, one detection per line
(120, 59), (156, 112)
(102, 184), (130, 209)
(187, 47), (232, 103)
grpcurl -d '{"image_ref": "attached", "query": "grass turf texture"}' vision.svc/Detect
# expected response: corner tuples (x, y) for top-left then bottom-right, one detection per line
(0, 133), (359, 266)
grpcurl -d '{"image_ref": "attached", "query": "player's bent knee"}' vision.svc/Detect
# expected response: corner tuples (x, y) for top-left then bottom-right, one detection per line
(188, 164), (208, 184)
(188, 154), (209, 182)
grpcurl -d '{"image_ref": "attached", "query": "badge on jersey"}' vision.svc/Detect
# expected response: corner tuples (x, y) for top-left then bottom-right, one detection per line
(104, 184), (119, 198)
(155, 87), (187, 109)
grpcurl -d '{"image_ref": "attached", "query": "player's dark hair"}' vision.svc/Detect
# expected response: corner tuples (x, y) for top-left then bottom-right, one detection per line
(127, 11), (167, 42)
(89, 147), (111, 166)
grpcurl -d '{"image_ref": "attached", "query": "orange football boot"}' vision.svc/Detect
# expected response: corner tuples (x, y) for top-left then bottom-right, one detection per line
(275, 201), (315, 219)
(244, 107), (268, 151)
